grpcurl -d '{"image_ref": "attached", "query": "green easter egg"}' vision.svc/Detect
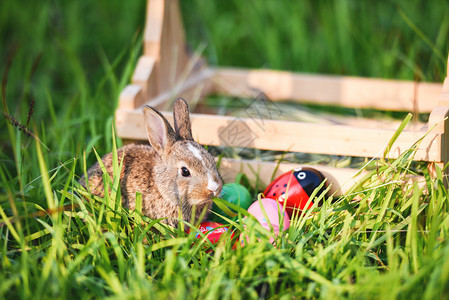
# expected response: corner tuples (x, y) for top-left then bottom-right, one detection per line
(209, 183), (253, 222)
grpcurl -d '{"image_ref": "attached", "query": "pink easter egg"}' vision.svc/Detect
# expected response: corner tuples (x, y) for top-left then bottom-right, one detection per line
(247, 198), (290, 236)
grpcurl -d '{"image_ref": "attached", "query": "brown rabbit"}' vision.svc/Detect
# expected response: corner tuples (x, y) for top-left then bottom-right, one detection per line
(81, 98), (223, 227)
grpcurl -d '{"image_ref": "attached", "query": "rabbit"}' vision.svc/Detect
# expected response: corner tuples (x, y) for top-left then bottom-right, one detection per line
(80, 98), (223, 228)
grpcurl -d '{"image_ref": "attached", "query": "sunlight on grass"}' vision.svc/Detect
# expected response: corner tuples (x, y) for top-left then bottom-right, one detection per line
(1, 0), (449, 298)
(2, 110), (449, 298)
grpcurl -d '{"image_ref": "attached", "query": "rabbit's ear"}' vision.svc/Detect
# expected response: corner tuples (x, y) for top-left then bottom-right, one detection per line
(143, 105), (177, 153)
(173, 98), (193, 141)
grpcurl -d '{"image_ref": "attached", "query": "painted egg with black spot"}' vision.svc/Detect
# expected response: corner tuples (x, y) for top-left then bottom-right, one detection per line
(263, 167), (327, 216)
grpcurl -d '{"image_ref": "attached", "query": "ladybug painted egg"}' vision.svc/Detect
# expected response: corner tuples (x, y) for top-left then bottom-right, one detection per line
(209, 183), (252, 222)
(189, 221), (231, 244)
(247, 198), (290, 235)
(264, 167), (327, 216)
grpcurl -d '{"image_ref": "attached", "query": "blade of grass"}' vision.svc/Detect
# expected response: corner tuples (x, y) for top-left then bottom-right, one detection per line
(383, 113), (412, 158)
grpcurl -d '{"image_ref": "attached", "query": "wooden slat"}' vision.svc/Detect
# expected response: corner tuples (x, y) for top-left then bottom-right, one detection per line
(158, 0), (187, 93)
(440, 77), (449, 106)
(132, 56), (158, 104)
(118, 84), (146, 111)
(428, 105), (449, 134)
(438, 76), (449, 164)
(211, 68), (442, 113)
(144, 0), (165, 57)
(115, 109), (443, 162)
(141, 0), (191, 101)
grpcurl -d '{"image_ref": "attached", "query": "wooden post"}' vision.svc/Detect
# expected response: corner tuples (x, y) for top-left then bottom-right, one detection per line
(118, 0), (194, 111)
(436, 54), (449, 186)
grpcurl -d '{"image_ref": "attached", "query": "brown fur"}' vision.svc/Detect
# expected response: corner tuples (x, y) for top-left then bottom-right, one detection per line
(80, 98), (222, 227)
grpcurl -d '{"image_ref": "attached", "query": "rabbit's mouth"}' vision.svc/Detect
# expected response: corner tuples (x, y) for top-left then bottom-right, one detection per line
(187, 188), (216, 205)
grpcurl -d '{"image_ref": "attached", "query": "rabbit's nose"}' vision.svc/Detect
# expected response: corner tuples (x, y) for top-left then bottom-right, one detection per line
(207, 180), (222, 197)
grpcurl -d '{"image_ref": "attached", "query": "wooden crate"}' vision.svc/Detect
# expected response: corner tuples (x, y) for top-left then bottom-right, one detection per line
(116, 0), (449, 195)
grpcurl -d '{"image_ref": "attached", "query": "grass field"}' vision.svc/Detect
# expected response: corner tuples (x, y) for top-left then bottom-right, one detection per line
(1, 0), (449, 298)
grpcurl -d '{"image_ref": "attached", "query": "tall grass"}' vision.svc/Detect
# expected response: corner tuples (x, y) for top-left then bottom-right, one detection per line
(1, 0), (449, 299)
(2, 117), (449, 298)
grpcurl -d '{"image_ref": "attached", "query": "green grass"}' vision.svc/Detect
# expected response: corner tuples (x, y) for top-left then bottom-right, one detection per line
(1, 1), (449, 299)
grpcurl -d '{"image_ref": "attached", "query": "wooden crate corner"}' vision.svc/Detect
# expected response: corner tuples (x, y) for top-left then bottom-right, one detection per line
(116, 0), (449, 194)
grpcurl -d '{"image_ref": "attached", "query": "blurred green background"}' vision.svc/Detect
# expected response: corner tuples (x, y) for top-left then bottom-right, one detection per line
(1, 2), (449, 297)
(1, 0), (448, 180)
(182, 0), (448, 80)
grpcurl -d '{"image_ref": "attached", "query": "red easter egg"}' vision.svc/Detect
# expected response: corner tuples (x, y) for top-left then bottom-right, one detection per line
(190, 221), (231, 244)
(263, 167), (327, 216)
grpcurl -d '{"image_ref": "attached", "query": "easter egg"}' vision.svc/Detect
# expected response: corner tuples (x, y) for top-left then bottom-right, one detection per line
(264, 167), (327, 216)
(247, 198), (290, 234)
(190, 221), (231, 244)
(208, 183), (252, 222)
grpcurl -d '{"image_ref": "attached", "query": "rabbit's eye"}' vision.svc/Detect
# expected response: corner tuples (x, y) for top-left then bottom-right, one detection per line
(181, 166), (191, 177)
